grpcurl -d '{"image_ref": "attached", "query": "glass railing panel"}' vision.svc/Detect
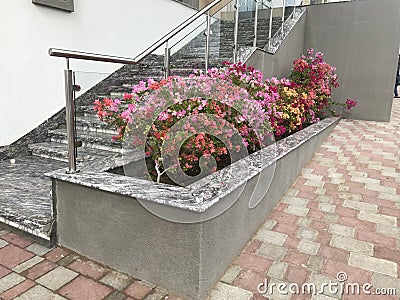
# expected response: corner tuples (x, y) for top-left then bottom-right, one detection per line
(256, 0), (271, 48)
(169, 0), (237, 75)
(169, 16), (209, 76)
(64, 62), (164, 166)
(72, 70), (119, 165)
(236, 0), (257, 50)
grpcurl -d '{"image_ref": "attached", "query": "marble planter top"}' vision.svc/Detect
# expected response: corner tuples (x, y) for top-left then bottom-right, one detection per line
(0, 156), (65, 240)
(47, 117), (339, 213)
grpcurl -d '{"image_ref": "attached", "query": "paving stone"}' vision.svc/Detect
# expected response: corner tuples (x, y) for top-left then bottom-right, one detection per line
(36, 266), (78, 291)
(306, 255), (324, 273)
(285, 264), (309, 286)
(0, 239), (9, 248)
(357, 229), (396, 248)
(351, 175), (380, 185)
(319, 203), (336, 213)
(379, 192), (400, 202)
(12, 256), (44, 273)
(316, 195), (333, 203)
(262, 219), (277, 230)
(260, 278), (291, 300)
(372, 273), (400, 292)
(125, 281), (154, 299)
(365, 183), (396, 195)
(0, 245), (35, 269)
(244, 240), (263, 253)
(348, 253), (398, 278)
(284, 249), (309, 266)
(376, 224), (400, 239)
(297, 228), (318, 241)
(297, 240), (320, 255)
(319, 245), (349, 264)
(0, 265), (11, 279)
(311, 294), (338, 299)
(14, 285), (66, 299)
(0, 272), (25, 293)
(324, 213), (339, 224)
(209, 282), (252, 300)
(104, 290), (127, 300)
(305, 180), (325, 188)
(257, 243), (288, 261)
(59, 276), (113, 300)
(1, 233), (33, 248)
(343, 200), (378, 213)
(234, 252), (272, 273)
(144, 290), (167, 300)
(285, 205), (309, 217)
(256, 229), (288, 246)
(45, 247), (69, 263)
(22, 259), (57, 280)
(25, 243), (51, 256)
(297, 217), (312, 228)
(329, 235), (374, 256)
(286, 188), (298, 196)
(358, 211), (397, 226)
(282, 196), (308, 206)
(308, 273), (342, 299)
(0, 230), (9, 237)
(232, 269), (265, 293)
(267, 261), (288, 280)
(57, 254), (79, 267)
(220, 265), (241, 284)
(68, 258), (108, 280)
(328, 224), (355, 238)
(100, 270), (133, 291)
(0, 279), (35, 300)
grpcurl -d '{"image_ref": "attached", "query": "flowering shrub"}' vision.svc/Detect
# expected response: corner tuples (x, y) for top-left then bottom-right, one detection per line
(94, 49), (356, 183)
(95, 75), (272, 182)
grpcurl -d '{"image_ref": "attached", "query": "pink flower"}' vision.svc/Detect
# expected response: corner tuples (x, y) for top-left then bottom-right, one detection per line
(345, 99), (357, 110)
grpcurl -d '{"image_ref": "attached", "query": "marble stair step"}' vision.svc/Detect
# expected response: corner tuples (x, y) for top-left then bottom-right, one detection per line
(48, 129), (122, 153)
(29, 142), (117, 163)
(75, 115), (119, 135)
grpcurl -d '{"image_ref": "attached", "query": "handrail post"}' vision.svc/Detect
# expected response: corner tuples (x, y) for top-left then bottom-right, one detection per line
(268, 3), (273, 49)
(205, 11), (211, 73)
(164, 41), (170, 79)
(293, 0), (297, 17)
(233, 0), (240, 63)
(64, 59), (78, 174)
(253, 0), (259, 47)
(281, 0), (285, 33)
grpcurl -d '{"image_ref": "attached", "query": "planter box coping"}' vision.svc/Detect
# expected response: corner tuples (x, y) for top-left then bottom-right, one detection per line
(46, 117), (339, 213)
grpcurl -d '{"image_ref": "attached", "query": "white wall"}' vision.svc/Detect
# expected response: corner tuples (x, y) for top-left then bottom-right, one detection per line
(0, 0), (196, 146)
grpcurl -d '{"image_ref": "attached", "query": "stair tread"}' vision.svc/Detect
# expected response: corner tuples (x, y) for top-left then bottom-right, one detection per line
(29, 142), (118, 161)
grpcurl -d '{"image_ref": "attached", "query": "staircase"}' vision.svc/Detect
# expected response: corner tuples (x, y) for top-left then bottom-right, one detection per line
(27, 13), (287, 165)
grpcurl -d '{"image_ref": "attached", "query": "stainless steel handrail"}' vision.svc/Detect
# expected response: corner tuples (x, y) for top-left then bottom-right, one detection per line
(50, 0), (228, 174)
(134, 0), (221, 62)
(49, 0), (222, 64)
(49, 48), (137, 64)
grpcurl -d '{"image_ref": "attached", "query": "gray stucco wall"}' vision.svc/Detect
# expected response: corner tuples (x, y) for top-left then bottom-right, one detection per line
(246, 12), (307, 79)
(304, 0), (400, 121)
(54, 118), (338, 300)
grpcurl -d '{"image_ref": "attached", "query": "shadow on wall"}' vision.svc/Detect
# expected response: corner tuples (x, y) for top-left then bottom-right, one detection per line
(304, 0), (400, 122)
(245, 0), (400, 122)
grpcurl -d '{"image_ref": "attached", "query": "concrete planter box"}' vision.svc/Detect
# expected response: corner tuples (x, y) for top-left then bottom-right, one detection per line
(48, 117), (338, 300)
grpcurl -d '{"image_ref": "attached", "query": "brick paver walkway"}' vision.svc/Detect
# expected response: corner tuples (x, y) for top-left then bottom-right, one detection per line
(0, 100), (399, 300)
